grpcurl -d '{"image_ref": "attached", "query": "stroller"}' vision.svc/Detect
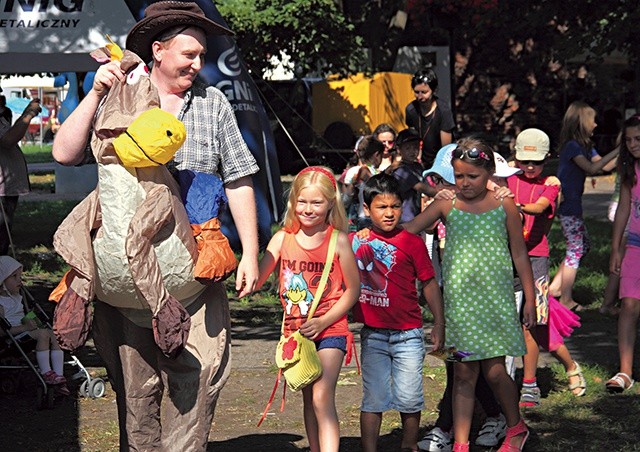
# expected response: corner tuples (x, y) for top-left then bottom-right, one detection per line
(0, 285), (106, 409)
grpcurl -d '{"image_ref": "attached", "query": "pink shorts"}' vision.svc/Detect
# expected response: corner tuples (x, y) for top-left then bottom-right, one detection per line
(620, 245), (640, 300)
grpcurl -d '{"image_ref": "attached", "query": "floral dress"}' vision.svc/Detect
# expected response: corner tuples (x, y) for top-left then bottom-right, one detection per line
(442, 200), (525, 361)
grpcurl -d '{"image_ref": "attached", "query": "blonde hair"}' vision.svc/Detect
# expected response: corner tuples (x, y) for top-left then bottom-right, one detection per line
(283, 166), (348, 232)
(558, 101), (596, 151)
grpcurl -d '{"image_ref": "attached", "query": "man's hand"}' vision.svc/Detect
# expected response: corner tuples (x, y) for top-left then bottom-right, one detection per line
(236, 254), (258, 298)
(93, 61), (124, 98)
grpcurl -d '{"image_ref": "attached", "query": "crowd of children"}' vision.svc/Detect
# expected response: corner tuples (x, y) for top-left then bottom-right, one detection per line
(251, 92), (635, 452)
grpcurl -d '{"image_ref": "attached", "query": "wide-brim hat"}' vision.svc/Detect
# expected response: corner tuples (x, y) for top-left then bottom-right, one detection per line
(126, 1), (233, 62)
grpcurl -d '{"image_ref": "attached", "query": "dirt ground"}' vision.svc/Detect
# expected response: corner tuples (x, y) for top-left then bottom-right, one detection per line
(0, 300), (446, 452)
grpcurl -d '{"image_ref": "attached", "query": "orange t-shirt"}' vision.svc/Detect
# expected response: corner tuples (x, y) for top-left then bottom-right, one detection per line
(279, 226), (348, 338)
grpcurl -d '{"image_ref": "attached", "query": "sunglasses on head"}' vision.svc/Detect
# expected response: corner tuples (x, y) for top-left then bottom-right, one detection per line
(453, 147), (491, 162)
(518, 160), (544, 166)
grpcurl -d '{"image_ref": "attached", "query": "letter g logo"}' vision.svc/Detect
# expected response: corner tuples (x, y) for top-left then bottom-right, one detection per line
(217, 48), (242, 77)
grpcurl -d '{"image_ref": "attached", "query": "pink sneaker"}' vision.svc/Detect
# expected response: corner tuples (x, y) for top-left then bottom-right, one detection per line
(57, 384), (70, 396)
(43, 370), (66, 385)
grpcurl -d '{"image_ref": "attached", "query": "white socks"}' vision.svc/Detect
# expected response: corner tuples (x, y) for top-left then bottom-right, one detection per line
(36, 349), (64, 376)
(36, 350), (52, 374)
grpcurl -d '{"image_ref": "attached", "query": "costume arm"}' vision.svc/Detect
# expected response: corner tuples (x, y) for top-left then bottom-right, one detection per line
(226, 175), (259, 298)
(52, 61), (124, 165)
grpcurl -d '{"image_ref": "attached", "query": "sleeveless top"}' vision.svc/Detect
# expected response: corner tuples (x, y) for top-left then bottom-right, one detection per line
(627, 163), (640, 248)
(279, 226), (348, 338)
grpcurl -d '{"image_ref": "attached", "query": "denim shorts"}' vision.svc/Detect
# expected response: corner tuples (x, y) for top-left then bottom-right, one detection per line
(360, 326), (425, 413)
(315, 335), (347, 354)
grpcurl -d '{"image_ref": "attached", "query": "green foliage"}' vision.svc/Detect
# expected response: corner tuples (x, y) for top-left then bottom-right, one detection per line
(217, 0), (367, 77)
(21, 144), (53, 164)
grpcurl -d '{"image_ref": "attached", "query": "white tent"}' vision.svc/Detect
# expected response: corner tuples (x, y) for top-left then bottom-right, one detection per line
(0, 0), (136, 73)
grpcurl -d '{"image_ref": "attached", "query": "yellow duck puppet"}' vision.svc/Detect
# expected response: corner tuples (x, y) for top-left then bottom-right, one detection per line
(52, 45), (207, 359)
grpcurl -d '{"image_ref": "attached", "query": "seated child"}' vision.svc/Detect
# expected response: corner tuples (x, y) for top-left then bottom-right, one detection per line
(0, 256), (68, 395)
(351, 173), (445, 452)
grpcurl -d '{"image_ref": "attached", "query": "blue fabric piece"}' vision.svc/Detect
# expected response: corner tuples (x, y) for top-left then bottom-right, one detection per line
(177, 170), (227, 224)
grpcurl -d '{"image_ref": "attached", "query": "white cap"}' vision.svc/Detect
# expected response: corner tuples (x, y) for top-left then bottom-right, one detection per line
(514, 128), (550, 161)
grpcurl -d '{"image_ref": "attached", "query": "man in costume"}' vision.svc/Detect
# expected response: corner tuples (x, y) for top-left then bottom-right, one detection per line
(52, 2), (259, 450)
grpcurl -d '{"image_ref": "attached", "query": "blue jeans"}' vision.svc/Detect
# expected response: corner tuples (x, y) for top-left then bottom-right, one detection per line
(360, 326), (425, 413)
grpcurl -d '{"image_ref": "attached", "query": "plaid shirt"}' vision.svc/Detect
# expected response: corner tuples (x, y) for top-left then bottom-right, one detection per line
(171, 80), (258, 183)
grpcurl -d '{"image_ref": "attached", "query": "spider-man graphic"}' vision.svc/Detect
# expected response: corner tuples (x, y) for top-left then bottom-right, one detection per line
(353, 237), (396, 293)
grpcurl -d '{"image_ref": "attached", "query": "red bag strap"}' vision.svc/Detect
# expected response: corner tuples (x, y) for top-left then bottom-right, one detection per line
(257, 368), (287, 427)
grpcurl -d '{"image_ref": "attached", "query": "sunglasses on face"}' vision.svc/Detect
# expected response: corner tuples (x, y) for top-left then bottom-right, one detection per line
(429, 174), (444, 185)
(452, 147), (491, 162)
(382, 140), (394, 146)
(518, 160), (544, 166)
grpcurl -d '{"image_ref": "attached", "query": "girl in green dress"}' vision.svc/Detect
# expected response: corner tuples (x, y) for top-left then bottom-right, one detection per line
(404, 138), (536, 452)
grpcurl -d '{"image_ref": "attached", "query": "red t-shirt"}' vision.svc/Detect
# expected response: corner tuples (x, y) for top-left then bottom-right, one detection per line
(279, 226), (349, 338)
(508, 174), (559, 257)
(350, 228), (435, 330)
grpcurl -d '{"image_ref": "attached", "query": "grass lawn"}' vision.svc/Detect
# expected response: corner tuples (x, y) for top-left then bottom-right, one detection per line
(21, 143), (54, 164)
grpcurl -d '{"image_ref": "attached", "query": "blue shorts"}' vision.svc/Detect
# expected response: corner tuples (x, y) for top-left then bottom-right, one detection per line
(315, 335), (347, 354)
(360, 326), (425, 413)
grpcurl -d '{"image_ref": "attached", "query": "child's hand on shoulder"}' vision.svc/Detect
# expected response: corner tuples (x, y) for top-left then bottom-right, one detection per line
(492, 185), (514, 199)
(355, 228), (371, 240)
(434, 188), (456, 200)
(544, 175), (561, 187)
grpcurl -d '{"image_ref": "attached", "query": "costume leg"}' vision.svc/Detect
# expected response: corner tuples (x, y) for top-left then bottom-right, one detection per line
(160, 283), (232, 452)
(93, 301), (163, 451)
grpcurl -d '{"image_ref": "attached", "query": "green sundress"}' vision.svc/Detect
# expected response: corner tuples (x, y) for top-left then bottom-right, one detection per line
(442, 200), (525, 361)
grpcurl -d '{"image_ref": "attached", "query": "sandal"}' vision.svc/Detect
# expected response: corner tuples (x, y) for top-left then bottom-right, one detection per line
(606, 372), (635, 393)
(567, 361), (586, 397)
(498, 418), (529, 452)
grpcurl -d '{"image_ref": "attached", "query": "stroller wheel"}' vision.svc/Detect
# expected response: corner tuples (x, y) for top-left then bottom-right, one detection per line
(79, 380), (89, 398)
(88, 378), (106, 398)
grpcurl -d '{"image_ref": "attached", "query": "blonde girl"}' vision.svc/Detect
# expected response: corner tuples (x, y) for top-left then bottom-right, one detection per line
(403, 139), (536, 452)
(549, 101), (619, 311)
(607, 115), (640, 393)
(255, 166), (360, 451)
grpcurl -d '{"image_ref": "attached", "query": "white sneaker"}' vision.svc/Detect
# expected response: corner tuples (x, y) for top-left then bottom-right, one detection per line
(475, 413), (507, 447)
(417, 426), (452, 452)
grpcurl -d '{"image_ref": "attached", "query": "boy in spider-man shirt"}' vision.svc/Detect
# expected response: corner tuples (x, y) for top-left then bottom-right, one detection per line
(350, 172), (444, 452)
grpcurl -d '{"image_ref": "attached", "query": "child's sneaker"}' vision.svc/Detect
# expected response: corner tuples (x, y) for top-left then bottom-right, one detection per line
(475, 413), (507, 447)
(417, 426), (452, 451)
(43, 370), (66, 385)
(519, 385), (541, 407)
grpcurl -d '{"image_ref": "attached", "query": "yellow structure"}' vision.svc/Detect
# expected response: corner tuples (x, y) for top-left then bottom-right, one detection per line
(311, 72), (414, 141)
